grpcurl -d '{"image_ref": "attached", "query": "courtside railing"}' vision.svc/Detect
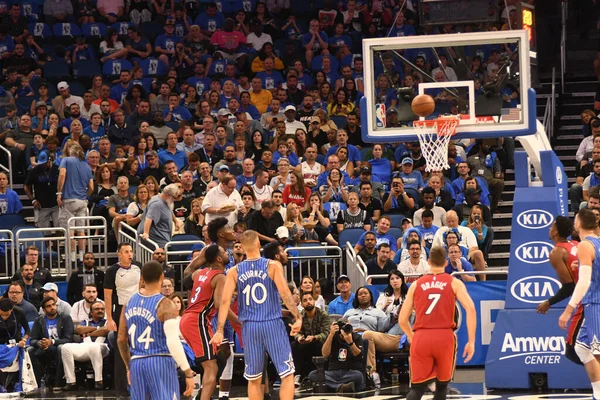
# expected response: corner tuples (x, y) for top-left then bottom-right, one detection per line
(15, 227), (68, 276)
(66, 216), (108, 276)
(165, 240), (206, 291)
(0, 145), (12, 190)
(284, 245), (343, 285)
(0, 230), (14, 279)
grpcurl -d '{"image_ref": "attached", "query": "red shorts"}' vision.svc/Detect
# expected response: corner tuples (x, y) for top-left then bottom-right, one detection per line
(567, 304), (584, 344)
(410, 329), (457, 384)
(180, 312), (216, 362)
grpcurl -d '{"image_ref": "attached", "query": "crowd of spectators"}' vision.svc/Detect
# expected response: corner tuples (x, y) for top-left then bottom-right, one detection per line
(0, 0), (528, 394)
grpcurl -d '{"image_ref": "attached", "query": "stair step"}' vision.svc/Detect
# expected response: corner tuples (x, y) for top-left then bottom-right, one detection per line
(554, 145), (580, 151)
(488, 252), (510, 260)
(559, 125), (583, 131)
(556, 134), (584, 140)
(560, 115), (583, 121)
(493, 239), (511, 246)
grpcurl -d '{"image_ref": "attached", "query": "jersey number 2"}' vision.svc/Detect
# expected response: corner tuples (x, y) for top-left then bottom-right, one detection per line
(128, 324), (154, 350)
(425, 293), (441, 315)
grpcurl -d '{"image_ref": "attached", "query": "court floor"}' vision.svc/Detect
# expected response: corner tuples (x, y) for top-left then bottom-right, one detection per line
(16, 369), (594, 400)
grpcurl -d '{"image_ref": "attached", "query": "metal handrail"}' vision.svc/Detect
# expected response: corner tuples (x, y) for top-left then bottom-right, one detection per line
(560, 0), (567, 94)
(550, 67), (556, 138)
(66, 216), (108, 275)
(366, 270), (509, 282)
(0, 145), (12, 190)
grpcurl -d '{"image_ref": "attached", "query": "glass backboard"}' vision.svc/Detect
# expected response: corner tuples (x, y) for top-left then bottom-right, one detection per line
(360, 30), (536, 143)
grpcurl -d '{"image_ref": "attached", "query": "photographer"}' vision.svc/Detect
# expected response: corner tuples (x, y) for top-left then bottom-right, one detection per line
(383, 176), (416, 215)
(292, 292), (331, 385)
(308, 320), (364, 393)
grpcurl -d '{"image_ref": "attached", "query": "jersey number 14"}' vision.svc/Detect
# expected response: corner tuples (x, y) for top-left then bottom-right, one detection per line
(128, 324), (154, 350)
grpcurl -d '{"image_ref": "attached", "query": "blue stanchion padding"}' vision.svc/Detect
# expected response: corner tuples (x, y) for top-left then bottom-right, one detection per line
(505, 151), (569, 310)
(486, 308), (589, 389)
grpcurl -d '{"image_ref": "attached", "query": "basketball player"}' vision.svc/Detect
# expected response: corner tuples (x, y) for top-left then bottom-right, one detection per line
(536, 216), (583, 364)
(211, 230), (301, 400)
(559, 209), (600, 400)
(399, 246), (476, 400)
(117, 261), (194, 399)
(180, 245), (238, 400)
(182, 217), (239, 400)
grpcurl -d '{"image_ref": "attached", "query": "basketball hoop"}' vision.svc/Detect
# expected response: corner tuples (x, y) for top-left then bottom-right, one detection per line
(414, 117), (459, 172)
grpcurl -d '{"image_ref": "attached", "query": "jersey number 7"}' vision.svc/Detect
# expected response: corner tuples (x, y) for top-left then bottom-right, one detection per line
(425, 293), (441, 315)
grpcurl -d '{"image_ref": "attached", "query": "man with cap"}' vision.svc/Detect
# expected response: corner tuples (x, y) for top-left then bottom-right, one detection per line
(53, 81), (84, 119)
(328, 275), (355, 316)
(0, 103), (18, 143)
(385, 107), (402, 128)
(284, 105), (306, 134)
(212, 146), (242, 177)
(453, 187), (492, 225)
(39, 282), (73, 318)
(24, 151), (60, 229)
(140, 150), (164, 182)
(396, 156), (425, 192)
(351, 165), (385, 201)
(31, 101), (50, 135)
(155, 17), (183, 66)
(216, 108), (234, 138)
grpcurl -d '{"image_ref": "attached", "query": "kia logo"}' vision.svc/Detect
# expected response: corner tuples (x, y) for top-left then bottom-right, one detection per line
(515, 241), (553, 264)
(510, 275), (562, 303)
(516, 210), (554, 229)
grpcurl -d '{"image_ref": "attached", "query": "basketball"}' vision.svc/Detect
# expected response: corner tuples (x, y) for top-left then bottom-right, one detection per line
(411, 94), (436, 117)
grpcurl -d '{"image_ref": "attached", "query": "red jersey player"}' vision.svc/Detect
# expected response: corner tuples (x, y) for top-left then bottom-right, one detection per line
(400, 246), (476, 400)
(180, 245), (235, 400)
(537, 216), (583, 364)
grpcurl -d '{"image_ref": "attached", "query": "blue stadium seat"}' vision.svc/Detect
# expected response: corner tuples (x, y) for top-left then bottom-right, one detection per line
(311, 55), (340, 74)
(341, 53), (361, 68)
(128, 186), (138, 195)
(111, 22), (135, 37)
(387, 227), (403, 242)
(73, 60), (102, 80)
(139, 22), (164, 43)
(28, 22), (52, 41)
(385, 214), (406, 228)
(67, 81), (86, 96)
(41, 43), (57, 59)
(81, 23), (107, 40)
(0, 215), (26, 231)
(101, 59), (133, 79)
(316, 154), (325, 165)
(16, 96), (35, 116)
(42, 60), (70, 82)
(139, 57), (167, 78)
(52, 23), (82, 44)
(165, 121), (179, 131)
(329, 116), (347, 130)
(338, 228), (366, 248)
(21, 3), (42, 21)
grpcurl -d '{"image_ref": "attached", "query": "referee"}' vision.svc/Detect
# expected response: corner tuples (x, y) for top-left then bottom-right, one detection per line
(105, 243), (141, 398)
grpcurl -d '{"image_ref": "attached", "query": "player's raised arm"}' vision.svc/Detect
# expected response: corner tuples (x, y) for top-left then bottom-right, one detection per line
(211, 266), (238, 346)
(157, 297), (195, 396)
(269, 259), (302, 335)
(560, 240), (594, 329)
(452, 278), (476, 363)
(399, 283), (416, 342)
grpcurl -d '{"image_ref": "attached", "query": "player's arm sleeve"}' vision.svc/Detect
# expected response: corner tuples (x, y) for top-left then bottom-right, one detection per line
(548, 281), (576, 306)
(164, 318), (191, 372)
(569, 265), (592, 308)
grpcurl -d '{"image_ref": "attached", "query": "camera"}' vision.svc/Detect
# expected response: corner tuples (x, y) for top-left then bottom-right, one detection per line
(336, 321), (353, 334)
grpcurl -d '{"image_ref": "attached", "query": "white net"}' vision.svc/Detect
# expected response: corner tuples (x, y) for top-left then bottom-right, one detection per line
(414, 118), (459, 172)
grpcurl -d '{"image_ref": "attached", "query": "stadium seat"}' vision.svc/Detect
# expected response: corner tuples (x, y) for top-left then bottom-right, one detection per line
(52, 23), (82, 45)
(311, 55), (340, 74)
(341, 53), (362, 68)
(128, 186), (138, 195)
(338, 228), (366, 249)
(67, 81), (86, 96)
(21, 3), (41, 21)
(316, 154), (325, 165)
(16, 96), (35, 116)
(42, 60), (71, 83)
(385, 214), (406, 228)
(73, 60), (102, 81)
(387, 227), (403, 241)
(81, 23), (107, 40)
(329, 116), (347, 130)
(28, 22), (52, 41)
(111, 22), (135, 37)
(0, 215), (26, 231)
(139, 58), (167, 78)
(139, 22), (164, 43)
(101, 59), (133, 80)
